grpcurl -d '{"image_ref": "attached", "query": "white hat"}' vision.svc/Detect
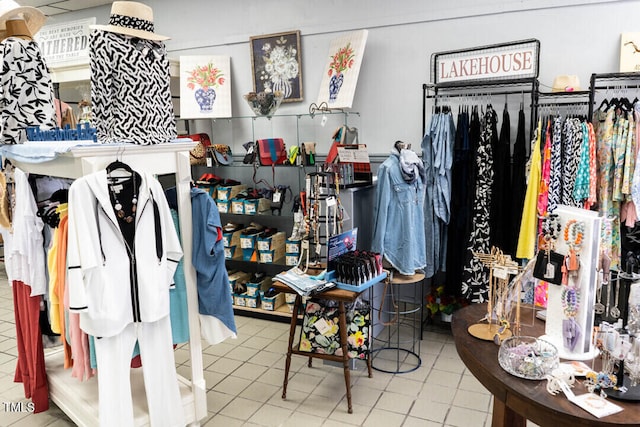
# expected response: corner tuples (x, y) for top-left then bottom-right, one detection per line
(551, 75), (581, 93)
(0, 0), (46, 39)
(91, 1), (169, 41)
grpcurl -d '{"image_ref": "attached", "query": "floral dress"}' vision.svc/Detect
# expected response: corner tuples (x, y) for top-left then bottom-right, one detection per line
(461, 107), (495, 303)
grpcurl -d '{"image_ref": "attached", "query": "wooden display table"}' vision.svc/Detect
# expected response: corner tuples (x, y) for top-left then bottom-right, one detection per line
(452, 303), (640, 427)
(272, 281), (373, 414)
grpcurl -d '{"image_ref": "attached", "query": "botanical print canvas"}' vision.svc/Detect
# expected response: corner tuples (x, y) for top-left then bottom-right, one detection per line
(620, 33), (640, 72)
(316, 30), (368, 109)
(180, 55), (232, 119)
(250, 30), (303, 103)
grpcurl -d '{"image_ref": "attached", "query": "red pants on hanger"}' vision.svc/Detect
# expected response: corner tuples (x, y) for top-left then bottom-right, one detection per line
(13, 280), (49, 413)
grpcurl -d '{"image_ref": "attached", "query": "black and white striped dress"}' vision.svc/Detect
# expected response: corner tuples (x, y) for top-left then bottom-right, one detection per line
(90, 31), (176, 145)
(0, 37), (56, 144)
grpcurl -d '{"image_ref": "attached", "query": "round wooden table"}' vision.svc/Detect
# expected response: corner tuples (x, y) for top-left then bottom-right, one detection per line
(452, 303), (640, 427)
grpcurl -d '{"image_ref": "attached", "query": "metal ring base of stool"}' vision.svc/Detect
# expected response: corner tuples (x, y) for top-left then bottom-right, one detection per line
(371, 347), (422, 374)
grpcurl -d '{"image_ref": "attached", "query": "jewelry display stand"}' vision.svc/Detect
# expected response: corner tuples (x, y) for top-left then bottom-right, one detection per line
(541, 205), (601, 361)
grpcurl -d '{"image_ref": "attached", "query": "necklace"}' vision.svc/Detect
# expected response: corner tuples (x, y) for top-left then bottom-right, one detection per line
(110, 173), (138, 224)
(563, 219), (585, 276)
(541, 213), (561, 247)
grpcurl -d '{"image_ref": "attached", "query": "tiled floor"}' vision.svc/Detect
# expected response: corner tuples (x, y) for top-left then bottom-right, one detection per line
(0, 273), (540, 427)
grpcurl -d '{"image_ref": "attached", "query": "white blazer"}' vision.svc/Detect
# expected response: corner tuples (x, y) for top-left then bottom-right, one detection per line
(66, 169), (182, 338)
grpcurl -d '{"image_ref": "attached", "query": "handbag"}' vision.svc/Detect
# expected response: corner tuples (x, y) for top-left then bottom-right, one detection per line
(242, 141), (257, 164)
(210, 144), (233, 166)
(301, 142), (316, 166)
(257, 138), (288, 166)
(533, 249), (565, 286)
(326, 125), (359, 164)
(188, 133), (212, 166)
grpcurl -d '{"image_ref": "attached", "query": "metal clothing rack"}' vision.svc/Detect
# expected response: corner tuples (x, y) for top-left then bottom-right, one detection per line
(422, 77), (539, 138)
(588, 72), (640, 118)
(533, 90), (592, 124)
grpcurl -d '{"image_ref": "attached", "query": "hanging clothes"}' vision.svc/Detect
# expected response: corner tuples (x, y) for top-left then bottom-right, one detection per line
(490, 108), (511, 251)
(516, 119), (543, 260)
(547, 116), (563, 213)
(423, 110), (454, 278)
(461, 106), (495, 303)
(509, 108), (527, 255)
(537, 120), (552, 220)
(445, 108), (475, 295)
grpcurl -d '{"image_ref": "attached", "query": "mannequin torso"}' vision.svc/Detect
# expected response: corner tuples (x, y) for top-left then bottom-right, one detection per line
(4, 18), (32, 40)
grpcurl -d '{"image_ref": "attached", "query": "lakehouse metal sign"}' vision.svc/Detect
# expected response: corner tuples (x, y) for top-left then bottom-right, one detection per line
(432, 39), (540, 85)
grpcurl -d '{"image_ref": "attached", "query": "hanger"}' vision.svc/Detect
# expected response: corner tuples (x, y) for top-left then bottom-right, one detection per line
(106, 146), (133, 182)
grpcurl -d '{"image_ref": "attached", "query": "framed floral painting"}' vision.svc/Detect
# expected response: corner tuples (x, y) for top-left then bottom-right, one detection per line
(316, 30), (368, 109)
(250, 30), (303, 103)
(179, 55), (232, 119)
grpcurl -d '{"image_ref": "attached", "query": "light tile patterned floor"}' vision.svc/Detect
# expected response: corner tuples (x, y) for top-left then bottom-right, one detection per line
(0, 276), (542, 427)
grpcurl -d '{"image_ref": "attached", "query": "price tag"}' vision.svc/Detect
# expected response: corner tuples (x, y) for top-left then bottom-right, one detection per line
(321, 114), (328, 127)
(315, 242), (322, 255)
(206, 157), (212, 167)
(273, 191), (282, 204)
(326, 196), (336, 207)
(313, 318), (332, 335)
(301, 240), (310, 250)
(493, 267), (508, 280)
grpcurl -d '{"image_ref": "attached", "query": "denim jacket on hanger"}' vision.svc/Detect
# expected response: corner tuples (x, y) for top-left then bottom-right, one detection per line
(371, 154), (426, 275)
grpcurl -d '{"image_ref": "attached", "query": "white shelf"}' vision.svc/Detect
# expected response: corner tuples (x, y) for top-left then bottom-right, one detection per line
(6, 141), (207, 425)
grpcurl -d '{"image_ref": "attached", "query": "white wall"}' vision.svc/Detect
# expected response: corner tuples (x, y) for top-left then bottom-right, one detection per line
(47, 0), (640, 154)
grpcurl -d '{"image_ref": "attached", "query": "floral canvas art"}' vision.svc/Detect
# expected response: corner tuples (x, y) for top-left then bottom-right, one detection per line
(317, 30), (368, 109)
(250, 30), (303, 103)
(179, 55), (232, 119)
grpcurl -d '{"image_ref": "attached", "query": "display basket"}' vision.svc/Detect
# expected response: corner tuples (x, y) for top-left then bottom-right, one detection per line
(498, 336), (559, 380)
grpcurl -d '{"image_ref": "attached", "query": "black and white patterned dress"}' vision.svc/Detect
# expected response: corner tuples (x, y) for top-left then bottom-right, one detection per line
(90, 31), (176, 145)
(461, 107), (495, 303)
(547, 116), (563, 213)
(0, 37), (56, 144)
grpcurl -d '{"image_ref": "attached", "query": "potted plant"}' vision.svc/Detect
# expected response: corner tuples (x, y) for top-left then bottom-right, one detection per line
(426, 285), (467, 323)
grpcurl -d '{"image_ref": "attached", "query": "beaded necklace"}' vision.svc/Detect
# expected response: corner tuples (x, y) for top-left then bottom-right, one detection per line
(560, 219), (585, 352)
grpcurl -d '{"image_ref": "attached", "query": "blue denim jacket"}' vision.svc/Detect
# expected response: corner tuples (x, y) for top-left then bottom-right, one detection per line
(372, 154), (426, 275)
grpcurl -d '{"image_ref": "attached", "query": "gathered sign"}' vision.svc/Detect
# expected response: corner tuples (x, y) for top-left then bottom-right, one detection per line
(35, 18), (96, 66)
(433, 40), (539, 85)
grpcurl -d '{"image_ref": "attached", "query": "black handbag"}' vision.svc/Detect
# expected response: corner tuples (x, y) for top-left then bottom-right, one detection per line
(533, 250), (565, 285)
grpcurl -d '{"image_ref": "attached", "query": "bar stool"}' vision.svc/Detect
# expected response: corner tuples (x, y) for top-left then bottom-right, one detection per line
(370, 270), (424, 374)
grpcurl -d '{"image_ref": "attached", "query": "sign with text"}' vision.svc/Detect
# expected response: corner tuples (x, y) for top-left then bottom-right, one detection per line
(35, 18), (95, 66)
(432, 39), (539, 85)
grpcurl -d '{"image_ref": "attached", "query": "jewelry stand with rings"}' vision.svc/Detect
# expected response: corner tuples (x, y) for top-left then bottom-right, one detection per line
(370, 269), (425, 374)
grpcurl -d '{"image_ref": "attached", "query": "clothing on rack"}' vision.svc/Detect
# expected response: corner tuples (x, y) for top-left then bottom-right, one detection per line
(372, 149), (426, 276)
(509, 109), (527, 255)
(0, 37), (56, 144)
(422, 111), (454, 278)
(516, 119), (542, 260)
(461, 106), (496, 302)
(90, 30), (177, 144)
(490, 107), (512, 251)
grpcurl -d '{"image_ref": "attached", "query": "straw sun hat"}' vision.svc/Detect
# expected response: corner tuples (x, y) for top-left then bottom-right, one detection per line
(0, 0), (46, 40)
(91, 1), (169, 41)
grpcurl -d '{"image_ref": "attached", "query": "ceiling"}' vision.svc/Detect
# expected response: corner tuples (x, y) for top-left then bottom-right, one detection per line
(21, 0), (112, 16)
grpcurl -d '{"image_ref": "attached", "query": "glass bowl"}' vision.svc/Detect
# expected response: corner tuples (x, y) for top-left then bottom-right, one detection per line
(243, 91), (284, 117)
(498, 336), (559, 380)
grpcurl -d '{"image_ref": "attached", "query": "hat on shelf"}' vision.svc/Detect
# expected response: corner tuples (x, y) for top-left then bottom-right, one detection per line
(0, 0), (46, 40)
(551, 75), (581, 92)
(91, 1), (169, 41)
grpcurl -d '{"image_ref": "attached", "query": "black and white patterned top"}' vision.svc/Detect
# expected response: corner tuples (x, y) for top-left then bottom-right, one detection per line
(0, 37), (56, 144)
(90, 31), (176, 145)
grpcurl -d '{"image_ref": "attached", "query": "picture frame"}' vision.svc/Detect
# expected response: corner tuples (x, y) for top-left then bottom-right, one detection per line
(250, 30), (303, 103)
(180, 55), (232, 119)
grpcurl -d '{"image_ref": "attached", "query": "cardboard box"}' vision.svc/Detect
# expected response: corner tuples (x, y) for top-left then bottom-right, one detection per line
(246, 277), (272, 297)
(285, 239), (301, 254)
(230, 198), (245, 214)
(260, 291), (285, 311)
(242, 248), (258, 262)
(228, 271), (250, 293)
(259, 248), (284, 264)
(243, 198), (271, 215)
(233, 293), (247, 307)
(286, 253), (299, 266)
(244, 293), (260, 308)
(257, 231), (286, 252)
(240, 234), (258, 250)
(222, 229), (243, 248)
(285, 293), (297, 304)
(216, 200), (230, 213)
(224, 245), (242, 260)
(217, 185), (247, 201)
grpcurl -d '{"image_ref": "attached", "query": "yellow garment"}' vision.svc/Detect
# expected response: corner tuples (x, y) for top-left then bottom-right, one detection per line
(48, 224), (61, 334)
(516, 119), (543, 259)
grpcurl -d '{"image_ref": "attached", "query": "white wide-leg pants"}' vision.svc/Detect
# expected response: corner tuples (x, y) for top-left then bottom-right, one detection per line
(95, 315), (185, 427)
